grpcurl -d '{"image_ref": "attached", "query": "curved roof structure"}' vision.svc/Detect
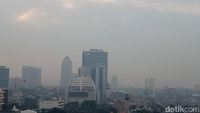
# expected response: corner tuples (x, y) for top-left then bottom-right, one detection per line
(65, 75), (96, 103)
(68, 75), (95, 91)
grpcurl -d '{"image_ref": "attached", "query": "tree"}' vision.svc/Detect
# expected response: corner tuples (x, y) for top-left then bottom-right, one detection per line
(80, 100), (97, 113)
(47, 108), (66, 113)
(97, 103), (118, 113)
(64, 101), (118, 113)
(64, 102), (80, 113)
(23, 97), (39, 110)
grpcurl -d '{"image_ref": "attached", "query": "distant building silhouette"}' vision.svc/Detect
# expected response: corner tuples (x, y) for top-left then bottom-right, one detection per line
(144, 77), (155, 97)
(60, 56), (73, 88)
(111, 75), (118, 91)
(9, 77), (23, 90)
(22, 65), (41, 89)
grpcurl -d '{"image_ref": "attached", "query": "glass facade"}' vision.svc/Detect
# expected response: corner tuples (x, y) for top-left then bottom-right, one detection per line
(82, 49), (108, 67)
(0, 66), (9, 89)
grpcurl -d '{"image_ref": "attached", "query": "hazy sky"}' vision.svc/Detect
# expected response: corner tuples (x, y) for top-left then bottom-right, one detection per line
(0, 0), (200, 88)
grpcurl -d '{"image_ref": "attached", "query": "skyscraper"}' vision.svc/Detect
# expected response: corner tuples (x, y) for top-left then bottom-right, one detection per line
(145, 77), (156, 97)
(22, 65), (41, 89)
(82, 49), (108, 84)
(81, 49), (108, 101)
(0, 66), (9, 89)
(60, 56), (72, 88)
(0, 89), (6, 110)
(0, 66), (9, 109)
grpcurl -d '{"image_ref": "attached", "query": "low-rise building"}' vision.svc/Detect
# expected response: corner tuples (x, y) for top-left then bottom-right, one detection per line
(39, 99), (64, 110)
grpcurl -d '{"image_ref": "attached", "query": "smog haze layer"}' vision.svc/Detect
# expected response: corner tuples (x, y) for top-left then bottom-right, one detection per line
(1, 0), (200, 88)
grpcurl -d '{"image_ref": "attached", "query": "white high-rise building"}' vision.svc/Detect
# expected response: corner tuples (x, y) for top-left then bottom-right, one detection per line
(22, 65), (41, 89)
(60, 56), (72, 88)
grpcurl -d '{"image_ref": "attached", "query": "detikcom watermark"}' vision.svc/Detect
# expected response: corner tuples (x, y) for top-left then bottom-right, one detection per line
(165, 106), (200, 113)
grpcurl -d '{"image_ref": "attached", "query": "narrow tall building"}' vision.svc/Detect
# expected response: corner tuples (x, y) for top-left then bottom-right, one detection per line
(145, 77), (156, 97)
(60, 56), (72, 88)
(22, 65), (41, 89)
(111, 75), (118, 91)
(0, 66), (9, 89)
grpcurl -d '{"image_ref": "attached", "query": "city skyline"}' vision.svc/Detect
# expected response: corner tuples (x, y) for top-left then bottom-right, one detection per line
(1, 0), (200, 88)
(3, 46), (200, 89)
(1, 0), (200, 112)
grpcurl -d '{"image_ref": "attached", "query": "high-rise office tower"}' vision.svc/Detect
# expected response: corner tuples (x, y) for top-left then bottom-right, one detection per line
(22, 65), (41, 89)
(111, 75), (118, 91)
(82, 49), (108, 84)
(0, 88), (8, 110)
(81, 49), (108, 101)
(145, 77), (156, 97)
(60, 56), (72, 88)
(0, 66), (9, 109)
(0, 66), (9, 89)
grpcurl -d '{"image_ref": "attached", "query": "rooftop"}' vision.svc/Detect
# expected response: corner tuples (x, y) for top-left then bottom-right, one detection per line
(68, 75), (95, 91)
